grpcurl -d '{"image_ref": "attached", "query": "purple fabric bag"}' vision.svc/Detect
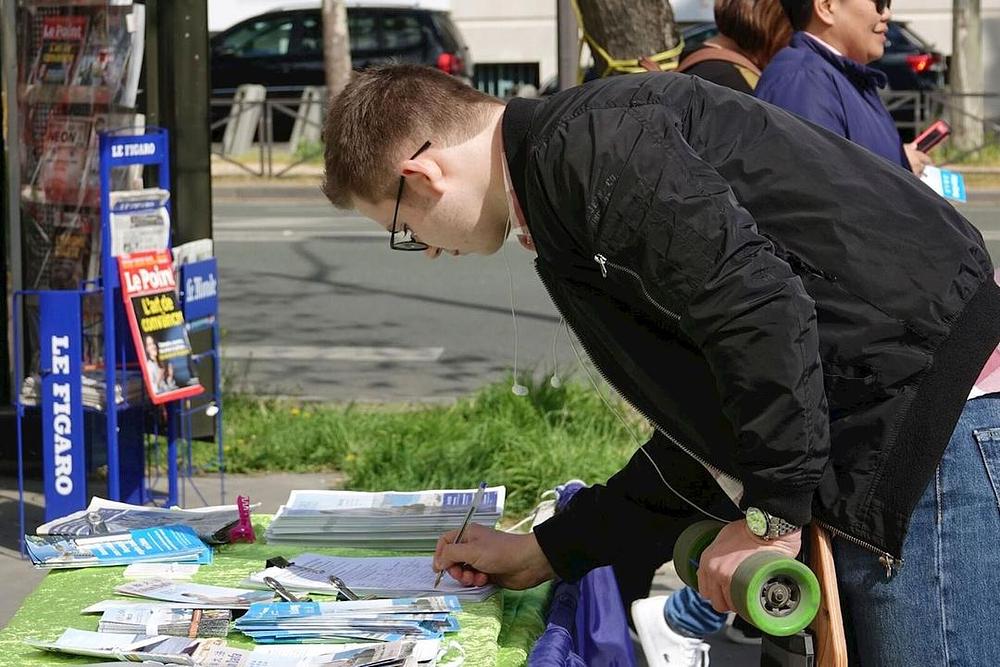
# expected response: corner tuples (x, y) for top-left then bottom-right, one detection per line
(528, 482), (638, 666)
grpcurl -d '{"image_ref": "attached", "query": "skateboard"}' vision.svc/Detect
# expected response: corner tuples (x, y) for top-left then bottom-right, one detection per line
(672, 520), (848, 666)
(807, 524), (848, 667)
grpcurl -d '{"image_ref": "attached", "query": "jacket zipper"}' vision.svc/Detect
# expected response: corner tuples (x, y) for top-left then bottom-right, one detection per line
(594, 254), (682, 322)
(587, 254), (904, 577)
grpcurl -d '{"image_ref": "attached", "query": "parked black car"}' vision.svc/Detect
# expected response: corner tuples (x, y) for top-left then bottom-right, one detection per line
(210, 5), (473, 139)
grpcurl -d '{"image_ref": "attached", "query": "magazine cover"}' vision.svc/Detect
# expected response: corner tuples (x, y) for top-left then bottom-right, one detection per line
(31, 114), (94, 206)
(118, 250), (204, 405)
(29, 15), (89, 86)
(72, 9), (130, 90)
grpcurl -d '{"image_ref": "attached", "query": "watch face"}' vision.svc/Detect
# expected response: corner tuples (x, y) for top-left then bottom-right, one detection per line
(746, 507), (768, 537)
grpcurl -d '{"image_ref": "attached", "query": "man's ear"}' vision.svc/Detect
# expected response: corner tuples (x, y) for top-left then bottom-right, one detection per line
(813, 0), (836, 27)
(400, 155), (446, 198)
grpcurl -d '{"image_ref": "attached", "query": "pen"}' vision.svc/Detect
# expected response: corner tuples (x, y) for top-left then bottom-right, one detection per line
(434, 481), (487, 588)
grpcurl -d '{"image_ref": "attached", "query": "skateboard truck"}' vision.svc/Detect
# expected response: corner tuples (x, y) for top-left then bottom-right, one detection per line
(761, 632), (816, 667)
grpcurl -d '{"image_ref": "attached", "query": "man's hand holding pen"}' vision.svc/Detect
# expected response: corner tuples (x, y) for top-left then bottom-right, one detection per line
(432, 524), (555, 590)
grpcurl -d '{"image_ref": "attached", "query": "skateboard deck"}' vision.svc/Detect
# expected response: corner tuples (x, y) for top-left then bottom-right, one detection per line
(808, 524), (849, 667)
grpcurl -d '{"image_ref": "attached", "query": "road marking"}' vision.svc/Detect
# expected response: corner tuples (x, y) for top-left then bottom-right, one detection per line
(223, 345), (444, 362)
(215, 230), (386, 241)
(214, 230), (525, 243)
(213, 217), (364, 228)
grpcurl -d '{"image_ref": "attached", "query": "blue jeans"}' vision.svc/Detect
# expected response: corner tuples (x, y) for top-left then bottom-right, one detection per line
(834, 395), (1000, 666)
(663, 585), (727, 637)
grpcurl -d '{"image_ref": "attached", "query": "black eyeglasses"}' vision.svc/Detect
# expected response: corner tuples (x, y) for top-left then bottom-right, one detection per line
(389, 140), (433, 251)
(873, 0), (891, 13)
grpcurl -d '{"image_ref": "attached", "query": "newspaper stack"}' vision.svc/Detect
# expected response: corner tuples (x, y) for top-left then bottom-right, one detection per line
(37, 496), (243, 544)
(234, 597), (462, 644)
(25, 525), (211, 569)
(266, 487), (506, 551)
(97, 606), (231, 638)
(19, 372), (144, 411)
(245, 553), (496, 602)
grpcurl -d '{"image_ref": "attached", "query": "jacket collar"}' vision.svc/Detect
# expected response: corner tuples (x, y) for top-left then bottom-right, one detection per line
(791, 31), (888, 89)
(501, 97), (541, 211)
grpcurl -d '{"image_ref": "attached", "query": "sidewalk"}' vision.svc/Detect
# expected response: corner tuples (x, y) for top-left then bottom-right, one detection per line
(211, 177), (1000, 204)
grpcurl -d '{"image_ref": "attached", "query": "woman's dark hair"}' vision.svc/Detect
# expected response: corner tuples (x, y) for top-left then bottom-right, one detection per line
(778, 0), (815, 31)
(716, 0), (796, 65)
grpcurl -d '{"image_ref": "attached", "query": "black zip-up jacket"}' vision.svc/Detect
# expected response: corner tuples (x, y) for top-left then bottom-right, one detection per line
(501, 73), (1000, 580)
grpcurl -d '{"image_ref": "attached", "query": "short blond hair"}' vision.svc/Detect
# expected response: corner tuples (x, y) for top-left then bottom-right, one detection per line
(322, 65), (502, 208)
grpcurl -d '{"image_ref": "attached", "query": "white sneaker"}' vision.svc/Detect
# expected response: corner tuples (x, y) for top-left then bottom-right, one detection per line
(631, 595), (711, 667)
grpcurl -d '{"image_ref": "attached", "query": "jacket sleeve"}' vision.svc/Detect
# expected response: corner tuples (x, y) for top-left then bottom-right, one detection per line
(755, 67), (848, 139)
(540, 103), (831, 527)
(533, 431), (739, 583)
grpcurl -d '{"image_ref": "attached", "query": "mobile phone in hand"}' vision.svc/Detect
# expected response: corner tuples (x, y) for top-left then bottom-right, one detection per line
(915, 120), (951, 153)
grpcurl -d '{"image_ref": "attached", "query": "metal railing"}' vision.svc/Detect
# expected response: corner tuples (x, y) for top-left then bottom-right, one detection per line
(881, 90), (1000, 163)
(211, 90), (999, 178)
(211, 92), (327, 178)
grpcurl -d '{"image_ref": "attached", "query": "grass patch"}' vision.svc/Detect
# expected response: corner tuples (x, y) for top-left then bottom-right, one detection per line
(187, 377), (649, 519)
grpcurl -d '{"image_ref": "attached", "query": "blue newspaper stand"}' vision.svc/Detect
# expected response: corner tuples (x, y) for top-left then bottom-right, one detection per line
(14, 127), (224, 549)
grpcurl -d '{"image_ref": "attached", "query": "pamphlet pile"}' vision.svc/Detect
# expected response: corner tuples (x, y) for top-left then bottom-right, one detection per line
(246, 553), (496, 602)
(37, 496), (244, 544)
(189, 638), (431, 666)
(25, 525), (211, 569)
(27, 631), (439, 666)
(115, 578), (275, 610)
(24, 628), (221, 663)
(266, 487), (506, 550)
(234, 597), (462, 644)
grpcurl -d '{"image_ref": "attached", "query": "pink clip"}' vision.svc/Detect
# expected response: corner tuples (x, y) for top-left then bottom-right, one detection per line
(229, 495), (256, 543)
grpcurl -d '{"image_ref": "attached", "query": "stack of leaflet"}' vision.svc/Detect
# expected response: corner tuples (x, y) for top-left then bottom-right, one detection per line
(245, 553), (496, 602)
(266, 487), (506, 550)
(195, 639), (426, 666)
(115, 578), (275, 609)
(24, 628), (221, 663)
(234, 597), (462, 644)
(37, 496), (244, 544)
(97, 606), (231, 638)
(24, 525), (211, 569)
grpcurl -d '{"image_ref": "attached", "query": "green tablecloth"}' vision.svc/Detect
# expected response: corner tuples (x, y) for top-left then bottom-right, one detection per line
(0, 519), (550, 667)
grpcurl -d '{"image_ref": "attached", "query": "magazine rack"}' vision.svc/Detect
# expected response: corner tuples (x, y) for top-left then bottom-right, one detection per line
(14, 128), (225, 551)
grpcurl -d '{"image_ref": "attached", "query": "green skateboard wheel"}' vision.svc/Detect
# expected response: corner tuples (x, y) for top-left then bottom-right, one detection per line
(672, 520), (724, 589)
(730, 551), (821, 637)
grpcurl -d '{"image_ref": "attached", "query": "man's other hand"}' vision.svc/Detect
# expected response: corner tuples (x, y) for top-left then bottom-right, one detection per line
(904, 142), (933, 176)
(696, 520), (802, 613)
(432, 523), (555, 590)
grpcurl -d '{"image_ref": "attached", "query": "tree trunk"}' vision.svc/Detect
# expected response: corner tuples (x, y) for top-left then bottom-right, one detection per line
(321, 0), (352, 99)
(950, 0), (984, 151)
(576, 0), (679, 75)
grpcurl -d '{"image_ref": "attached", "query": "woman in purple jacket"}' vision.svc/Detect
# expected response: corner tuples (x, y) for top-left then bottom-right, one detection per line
(755, 0), (932, 176)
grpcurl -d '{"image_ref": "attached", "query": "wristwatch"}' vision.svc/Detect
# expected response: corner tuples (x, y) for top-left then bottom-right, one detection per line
(745, 507), (800, 541)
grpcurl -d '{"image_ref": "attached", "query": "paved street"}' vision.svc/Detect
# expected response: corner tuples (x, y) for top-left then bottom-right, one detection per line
(215, 199), (579, 402)
(214, 194), (1000, 402)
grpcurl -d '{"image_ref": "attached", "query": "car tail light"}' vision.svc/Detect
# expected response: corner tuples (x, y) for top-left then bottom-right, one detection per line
(436, 52), (464, 76)
(906, 53), (939, 74)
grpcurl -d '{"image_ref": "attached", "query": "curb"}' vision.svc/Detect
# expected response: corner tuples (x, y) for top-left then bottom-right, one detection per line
(212, 184), (325, 200)
(212, 183), (1000, 204)
(968, 188), (1000, 204)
